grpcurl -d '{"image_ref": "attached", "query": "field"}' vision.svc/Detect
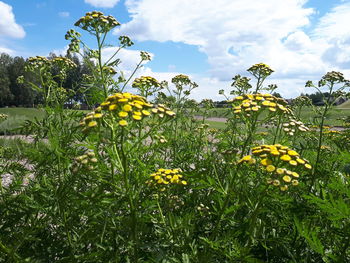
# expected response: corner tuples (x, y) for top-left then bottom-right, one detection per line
(0, 108), (45, 135)
(1, 11), (350, 263)
(1, 105), (350, 134)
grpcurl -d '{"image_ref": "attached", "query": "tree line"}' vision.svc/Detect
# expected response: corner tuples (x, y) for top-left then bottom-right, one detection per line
(0, 52), (91, 108)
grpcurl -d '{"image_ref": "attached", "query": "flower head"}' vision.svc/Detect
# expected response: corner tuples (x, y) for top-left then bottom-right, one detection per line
(147, 168), (187, 188)
(240, 144), (311, 191)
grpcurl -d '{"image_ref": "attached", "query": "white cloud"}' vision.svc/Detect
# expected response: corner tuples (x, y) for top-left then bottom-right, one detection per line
(58, 11), (70, 18)
(0, 1), (25, 39)
(114, 0), (350, 98)
(115, 0), (323, 95)
(0, 46), (15, 55)
(313, 1), (350, 68)
(84, 0), (120, 8)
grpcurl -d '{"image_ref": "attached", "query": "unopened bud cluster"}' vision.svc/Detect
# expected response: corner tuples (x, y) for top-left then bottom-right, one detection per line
(247, 63), (274, 77)
(74, 11), (120, 33)
(72, 151), (98, 172)
(132, 76), (160, 89)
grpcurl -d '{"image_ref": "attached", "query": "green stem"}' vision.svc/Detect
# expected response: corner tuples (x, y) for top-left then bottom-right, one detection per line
(311, 84), (333, 190)
(95, 29), (107, 98)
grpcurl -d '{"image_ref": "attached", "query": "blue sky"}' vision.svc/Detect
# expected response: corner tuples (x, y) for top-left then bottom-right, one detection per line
(1, 0), (350, 99)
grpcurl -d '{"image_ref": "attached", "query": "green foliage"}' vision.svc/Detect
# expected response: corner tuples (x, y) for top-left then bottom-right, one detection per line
(1, 11), (350, 263)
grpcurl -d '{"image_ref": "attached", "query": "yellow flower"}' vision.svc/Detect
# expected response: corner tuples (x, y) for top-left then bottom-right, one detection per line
(291, 172), (299, 178)
(276, 168), (285, 175)
(123, 92), (132, 99)
(271, 150), (280, 156)
(118, 111), (128, 118)
(292, 179), (299, 186)
(165, 110), (176, 116)
(123, 104), (132, 112)
(142, 110), (151, 116)
(88, 121), (97, 127)
(133, 115), (142, 121)
(283, 175), (291, 183)
(280, 185), (288, 191)
(288, 150), (299, 156)
(281, 155), (291, 161)
(273, 180), (280, 186)
(289, 160), (298, 166)
(266, 165), (276, 172)
(261, 159), (272, 166)
(262, 101), (270, 106)
(296, 158), (305, 164)
(94, 113), (103, 118)
(119, 120), (128, 126)
(181, 180), (187, 185)
(109, 104), (117, 111)
(134, 103), (143, 109)
(305, 164), (312, 169)
(118, 98), (128, 103)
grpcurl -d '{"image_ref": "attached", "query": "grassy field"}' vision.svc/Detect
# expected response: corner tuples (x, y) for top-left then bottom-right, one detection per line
(0, 108), (45, 135)
(200, 106), (350, 126)
(1, 106), (350, 134)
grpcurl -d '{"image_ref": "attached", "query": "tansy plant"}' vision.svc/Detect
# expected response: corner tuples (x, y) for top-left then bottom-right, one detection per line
(66, 11), (151, 104)
(305, 71), (350, 186)
(239, 144), (312, 191)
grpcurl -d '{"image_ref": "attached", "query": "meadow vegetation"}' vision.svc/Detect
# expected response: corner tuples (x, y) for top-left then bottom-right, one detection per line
(1, 11), (350, 262)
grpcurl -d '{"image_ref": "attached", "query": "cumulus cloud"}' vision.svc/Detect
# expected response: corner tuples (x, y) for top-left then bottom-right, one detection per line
(117, 0), (315, 79)
(84, 0), (120, 8)
(58, 11), (70, 18)
(313, 1), (350, 68)
(0, 46), (15, 55)
(113, 0), (350, 98)
(0, 1), (25, 39)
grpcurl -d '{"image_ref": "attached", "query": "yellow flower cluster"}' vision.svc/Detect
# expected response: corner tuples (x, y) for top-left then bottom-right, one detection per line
(238, 144), (312, 191)
(323, 130), (341, 135)
(132, 76), (160, 88)
(72, 151), (98, 172)
(80, 92), (175, 132)
(247, 63), (274, 77)
(74, 11), (120, 32)
(26, 56), (50, 69)
(51, 57), (76, 69)
(147, 168), (187, 186)
(230, 93), (291, 115)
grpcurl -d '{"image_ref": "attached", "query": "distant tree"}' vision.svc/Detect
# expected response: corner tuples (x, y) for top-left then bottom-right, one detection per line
(8, 56), (40, 107)
(0, 53), (14, 107)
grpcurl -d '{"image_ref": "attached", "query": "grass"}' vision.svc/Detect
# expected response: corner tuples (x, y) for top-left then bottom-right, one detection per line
(0, 108), (45, 135)
(204, 120), (227, 129)
(336, 100), (350, 109)
(200, 106), (350, 126)
(1, 106), (350, 135)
